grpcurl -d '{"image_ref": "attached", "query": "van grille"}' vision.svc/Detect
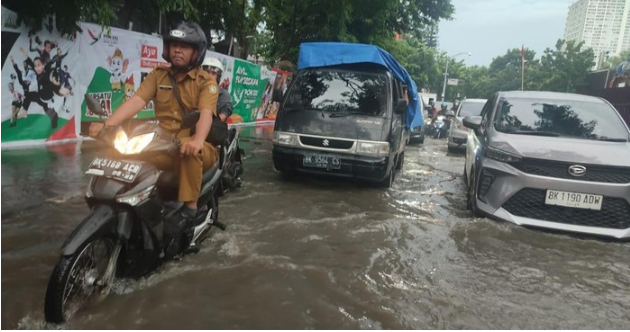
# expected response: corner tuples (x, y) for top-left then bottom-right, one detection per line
(502, 188), (630, 229)
(299, 136), (354, 149)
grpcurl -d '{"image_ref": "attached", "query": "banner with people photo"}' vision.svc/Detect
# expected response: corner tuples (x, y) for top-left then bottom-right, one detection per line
(1, 7), (291, 147)
(1, 8), (81, 144)
(254, 68), (292, 122)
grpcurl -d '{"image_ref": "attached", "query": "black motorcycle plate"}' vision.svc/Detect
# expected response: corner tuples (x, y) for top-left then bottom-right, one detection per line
(86, 157), (143, 183)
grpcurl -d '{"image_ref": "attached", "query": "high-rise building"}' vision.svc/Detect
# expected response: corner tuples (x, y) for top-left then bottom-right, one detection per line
(564, 0), (630, 68)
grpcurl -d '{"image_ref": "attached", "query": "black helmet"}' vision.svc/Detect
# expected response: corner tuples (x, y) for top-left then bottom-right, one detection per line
(162, 22), (207, 67)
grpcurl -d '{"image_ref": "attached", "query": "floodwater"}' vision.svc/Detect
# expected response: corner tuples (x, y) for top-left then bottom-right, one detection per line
(2, 125), (629, 329)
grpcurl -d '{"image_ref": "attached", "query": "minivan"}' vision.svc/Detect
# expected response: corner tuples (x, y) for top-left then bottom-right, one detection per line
(272, 42), (422, 187)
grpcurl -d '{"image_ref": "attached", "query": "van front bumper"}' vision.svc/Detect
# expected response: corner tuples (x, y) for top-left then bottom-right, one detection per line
(272, 145), (391, 183)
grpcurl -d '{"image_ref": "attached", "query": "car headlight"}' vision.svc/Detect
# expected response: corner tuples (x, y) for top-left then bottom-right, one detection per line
(485, 146), (521, 163)
(273, 132), (298, 146)
(356, 141), (389, 157)
(114, 131), (155, 154)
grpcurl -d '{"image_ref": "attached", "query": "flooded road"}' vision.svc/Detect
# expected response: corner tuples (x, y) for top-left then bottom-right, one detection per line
(2, 125), (629, 329)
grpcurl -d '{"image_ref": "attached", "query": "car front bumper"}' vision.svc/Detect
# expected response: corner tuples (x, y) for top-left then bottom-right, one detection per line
(474, 158), (630, 239)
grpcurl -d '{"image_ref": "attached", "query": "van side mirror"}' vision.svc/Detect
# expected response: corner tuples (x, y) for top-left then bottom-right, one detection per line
(463, 116), (482, 130)
(395, 99), (407, 114)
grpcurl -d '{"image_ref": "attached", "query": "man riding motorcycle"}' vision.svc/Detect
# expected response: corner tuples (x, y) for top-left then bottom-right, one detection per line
(89, 22), (219, 259)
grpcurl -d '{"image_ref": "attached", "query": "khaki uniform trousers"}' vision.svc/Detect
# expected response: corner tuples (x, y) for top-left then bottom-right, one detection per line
(150, 129), (218, 202)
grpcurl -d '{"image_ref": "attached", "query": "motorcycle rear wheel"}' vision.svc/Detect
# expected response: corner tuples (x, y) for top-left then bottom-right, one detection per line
(44, 237), (116, 323)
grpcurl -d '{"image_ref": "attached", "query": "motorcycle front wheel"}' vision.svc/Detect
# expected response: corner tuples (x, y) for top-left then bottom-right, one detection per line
(44, 236), (118, 323)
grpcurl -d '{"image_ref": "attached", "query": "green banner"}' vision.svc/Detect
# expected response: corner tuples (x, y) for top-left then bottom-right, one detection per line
(231, 59), (268, 122)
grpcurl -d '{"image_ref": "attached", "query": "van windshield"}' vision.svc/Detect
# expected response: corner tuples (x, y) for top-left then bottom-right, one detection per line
(284, 70), (388, 116)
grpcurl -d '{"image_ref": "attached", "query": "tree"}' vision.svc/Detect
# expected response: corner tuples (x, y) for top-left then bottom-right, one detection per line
(258, 0), (453, 63)
(600, 48), (630, 71)
(538, 39), (595, 92)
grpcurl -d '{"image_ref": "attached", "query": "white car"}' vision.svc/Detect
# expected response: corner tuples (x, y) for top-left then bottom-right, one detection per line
(448, 98), (487, 152)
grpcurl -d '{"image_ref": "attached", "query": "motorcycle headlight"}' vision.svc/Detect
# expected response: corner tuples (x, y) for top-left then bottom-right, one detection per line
(273, 132), (298, 146)
(356, 141), (389, 157)
(114, 131), (155, 154)
(485, 146), (522, 163)
(116, 185), (155, 206)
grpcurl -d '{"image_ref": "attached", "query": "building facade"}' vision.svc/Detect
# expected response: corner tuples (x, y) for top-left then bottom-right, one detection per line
(564, 0), (630, 67)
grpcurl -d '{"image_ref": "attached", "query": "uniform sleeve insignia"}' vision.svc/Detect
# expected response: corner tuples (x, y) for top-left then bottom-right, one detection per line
(209, 85), (218, 94)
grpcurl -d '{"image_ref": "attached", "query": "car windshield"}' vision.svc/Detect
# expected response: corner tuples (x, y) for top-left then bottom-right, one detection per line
(284, 70), (388, 116)
(494, 98), (630, 141)
(458, 101), (486, 117)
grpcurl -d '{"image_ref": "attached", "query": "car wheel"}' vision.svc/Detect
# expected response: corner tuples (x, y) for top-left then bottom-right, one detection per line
(462, 163), (468, 184)
(396, 152), (405, 171)
(379, 167), (395, 188)
(466, 167), (482, 217)
(447, 144), (456, 153)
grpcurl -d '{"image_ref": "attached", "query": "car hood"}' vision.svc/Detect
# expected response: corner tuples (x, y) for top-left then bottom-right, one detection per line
(490, 133), (630, 167)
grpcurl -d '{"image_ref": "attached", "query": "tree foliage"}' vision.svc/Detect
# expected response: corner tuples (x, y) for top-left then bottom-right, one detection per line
(452, 39), (596, 100)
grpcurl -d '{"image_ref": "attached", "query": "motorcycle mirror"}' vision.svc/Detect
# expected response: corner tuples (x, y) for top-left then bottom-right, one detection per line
(85, 94), (106, 117)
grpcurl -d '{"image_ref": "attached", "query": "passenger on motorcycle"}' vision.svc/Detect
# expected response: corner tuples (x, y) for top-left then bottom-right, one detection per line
(202, 57), (233, 122)
(89, 22), (220, 259)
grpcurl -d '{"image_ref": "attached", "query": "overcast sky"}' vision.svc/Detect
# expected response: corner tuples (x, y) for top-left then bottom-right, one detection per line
(438, 0), (576, 66)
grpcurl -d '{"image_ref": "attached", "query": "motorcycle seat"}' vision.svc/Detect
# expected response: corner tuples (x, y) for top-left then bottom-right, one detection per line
(157, 162), (220, 189)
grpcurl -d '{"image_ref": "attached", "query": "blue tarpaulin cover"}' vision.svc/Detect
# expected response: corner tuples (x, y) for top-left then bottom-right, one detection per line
(297, 42), (423, 129)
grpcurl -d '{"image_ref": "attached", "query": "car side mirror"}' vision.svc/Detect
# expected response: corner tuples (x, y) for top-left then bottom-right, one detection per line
(463, 116), (482, 130)
(395, 99), (407, 114)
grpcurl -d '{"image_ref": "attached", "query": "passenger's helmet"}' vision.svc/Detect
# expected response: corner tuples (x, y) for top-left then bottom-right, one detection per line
(202, 57), (224, 73)
(162, 22), (207, 67)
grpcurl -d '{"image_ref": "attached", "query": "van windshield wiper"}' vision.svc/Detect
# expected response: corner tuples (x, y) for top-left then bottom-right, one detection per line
(329, 112), (371, 118)
(509, 130), (561, 137)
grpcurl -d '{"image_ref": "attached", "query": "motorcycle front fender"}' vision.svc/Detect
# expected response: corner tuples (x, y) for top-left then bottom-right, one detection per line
(61, 205), (117, 256)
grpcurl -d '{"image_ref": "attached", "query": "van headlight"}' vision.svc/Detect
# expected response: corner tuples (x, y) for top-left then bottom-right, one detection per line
(356, 141), (389, 157)
(114, 130), (155, 154)
(485, 146), (521, 163)
(273, 132), (298, 146)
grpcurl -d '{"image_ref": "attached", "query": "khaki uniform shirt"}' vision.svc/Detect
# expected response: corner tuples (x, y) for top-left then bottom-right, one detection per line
(135, 66), (219, 134)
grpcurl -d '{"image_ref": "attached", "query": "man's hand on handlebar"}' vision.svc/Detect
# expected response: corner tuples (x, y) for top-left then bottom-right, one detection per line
(181, 138), (204, 156)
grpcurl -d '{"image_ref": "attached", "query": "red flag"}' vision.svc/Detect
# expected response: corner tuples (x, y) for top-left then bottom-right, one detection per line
(521, 45), (525, 61)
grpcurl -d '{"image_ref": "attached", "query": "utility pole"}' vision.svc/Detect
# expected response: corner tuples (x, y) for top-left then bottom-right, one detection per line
(441, 52), (471, 102)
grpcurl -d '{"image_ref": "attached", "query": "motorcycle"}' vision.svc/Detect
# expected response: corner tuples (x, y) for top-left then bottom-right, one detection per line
(431, 115), (447, 139)
(44, 96), (228, 323)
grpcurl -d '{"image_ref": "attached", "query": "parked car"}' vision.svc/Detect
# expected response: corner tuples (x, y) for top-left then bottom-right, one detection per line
(272, 42), (423, 188)
(448, 98), (487, 151)
(463, 90), (630, 239)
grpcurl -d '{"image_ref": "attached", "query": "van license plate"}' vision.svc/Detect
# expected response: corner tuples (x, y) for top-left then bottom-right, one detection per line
(86, 157), (143, 183)
(303, 155), (341, 169)
(544, 190), (603, 210)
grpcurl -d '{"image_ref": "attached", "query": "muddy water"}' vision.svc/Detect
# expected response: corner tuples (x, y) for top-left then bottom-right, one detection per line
(2, 126), (629, 329)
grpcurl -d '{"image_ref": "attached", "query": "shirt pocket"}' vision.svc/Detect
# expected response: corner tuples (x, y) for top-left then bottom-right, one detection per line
(155, 88), (172, 107)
